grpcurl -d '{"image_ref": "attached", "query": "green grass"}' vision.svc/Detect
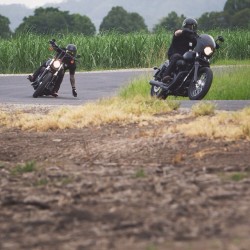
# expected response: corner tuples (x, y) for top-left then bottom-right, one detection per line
(118, 65), (250, 100)
(230, 172), (249, 182)
(0, 29), (249, 73)
(11, 161), (36, 175)
(205, 66), (250, 100)
(214, 59), (250, 65)
(134, 169), (146, 178)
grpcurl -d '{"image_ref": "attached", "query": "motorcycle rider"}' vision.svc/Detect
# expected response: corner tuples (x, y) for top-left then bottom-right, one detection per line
(162, 18), (198, 83)
(28, 43), (78, 97)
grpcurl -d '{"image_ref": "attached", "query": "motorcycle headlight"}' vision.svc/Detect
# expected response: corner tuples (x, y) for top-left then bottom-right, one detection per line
(52, 60), (61, 69)
(204, 47), (214, 56)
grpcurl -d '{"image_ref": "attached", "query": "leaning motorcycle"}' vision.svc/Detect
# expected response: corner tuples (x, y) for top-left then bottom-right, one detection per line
(149, 34), (224, 100)
(32, 39), (79, 98)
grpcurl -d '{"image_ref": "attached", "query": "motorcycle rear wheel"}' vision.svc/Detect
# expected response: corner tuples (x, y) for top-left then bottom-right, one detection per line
(188, 67), (213, 100)
(33, 72), (53, 98)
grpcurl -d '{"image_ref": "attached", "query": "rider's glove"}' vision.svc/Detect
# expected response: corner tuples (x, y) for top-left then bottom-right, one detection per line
(72, 87), (77, 97)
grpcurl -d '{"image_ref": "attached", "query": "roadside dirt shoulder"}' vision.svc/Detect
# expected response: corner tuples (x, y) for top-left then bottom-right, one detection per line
(0, 105), (250, 250)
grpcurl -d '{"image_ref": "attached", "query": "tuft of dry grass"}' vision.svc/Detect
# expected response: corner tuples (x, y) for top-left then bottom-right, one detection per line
(0, 97), (178, 131)
(191, 102), (216, 117)
(1, 100), (249, 141)
(174, 106), (250, 140)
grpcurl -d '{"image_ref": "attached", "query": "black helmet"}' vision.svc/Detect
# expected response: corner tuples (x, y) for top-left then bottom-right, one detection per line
(66, 44), (77, 56)
(182, 18), (198, 31)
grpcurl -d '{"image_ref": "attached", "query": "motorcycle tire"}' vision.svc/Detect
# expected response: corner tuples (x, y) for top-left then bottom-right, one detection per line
(150, 85), (168, 100)
(188, 67), (213, 100)
(33, 72), (53, 98)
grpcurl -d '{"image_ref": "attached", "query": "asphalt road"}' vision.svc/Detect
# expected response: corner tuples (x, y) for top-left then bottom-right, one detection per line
(0, 68), (249, 111)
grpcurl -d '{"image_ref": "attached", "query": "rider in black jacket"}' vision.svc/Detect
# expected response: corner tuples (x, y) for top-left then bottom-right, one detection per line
(28, 43), (78, 97)
(162, 18), (198, 83)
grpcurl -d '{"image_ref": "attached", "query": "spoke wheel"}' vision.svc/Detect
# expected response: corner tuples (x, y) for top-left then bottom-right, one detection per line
(188, 67), (213, 100)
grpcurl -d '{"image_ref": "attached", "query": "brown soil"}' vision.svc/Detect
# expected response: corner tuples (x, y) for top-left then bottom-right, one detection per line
(0, 109), (250, 250)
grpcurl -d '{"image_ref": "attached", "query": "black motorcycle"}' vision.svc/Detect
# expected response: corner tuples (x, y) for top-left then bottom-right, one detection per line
(32, 39), (80, 98)
(149, 34), (224, 100)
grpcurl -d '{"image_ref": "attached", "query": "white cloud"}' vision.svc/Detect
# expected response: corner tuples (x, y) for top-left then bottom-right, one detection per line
(0, 0), (65, 8)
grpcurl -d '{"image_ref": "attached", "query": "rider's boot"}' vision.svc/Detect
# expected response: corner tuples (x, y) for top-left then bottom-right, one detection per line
(51, 92), (58, 97)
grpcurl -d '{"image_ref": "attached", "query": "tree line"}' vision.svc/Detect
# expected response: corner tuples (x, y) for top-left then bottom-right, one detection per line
(0, 0), (249, 38)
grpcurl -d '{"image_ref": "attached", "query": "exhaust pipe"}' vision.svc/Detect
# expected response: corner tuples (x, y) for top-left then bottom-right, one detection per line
(149, 80), (169, 91)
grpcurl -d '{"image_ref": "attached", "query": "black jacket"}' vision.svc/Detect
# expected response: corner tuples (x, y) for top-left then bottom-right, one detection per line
(167, 29), (197, 59)
(55, 49), (76, 75)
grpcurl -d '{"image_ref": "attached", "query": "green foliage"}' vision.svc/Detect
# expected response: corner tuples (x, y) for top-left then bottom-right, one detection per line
(11, 161), (36, 175)
(118, 75), (180, 111)
(35, 178), (49, 186)
(208, 29), (250, 61)
(119, 74), (152, 99)
(153, 11), (185, 32)
(224, 0), (250, 14)
(0, 29), (249, 74)
(99, 6), (148, 33)
(15, 7), (96, 35)
(198, 0), (250, 30)
(231, 8), (250, 28)
(230, 172), (249, 181)
(134, 169), (146, 178)
(0, 14), (12, 38)
(0, 31), (168, 73)
(205, 66), (250, 100)
(151, 0), (250, 31)
(70, 14), (96, 35)
(118, 65), (250, 102)
(198, 12), (231, 30)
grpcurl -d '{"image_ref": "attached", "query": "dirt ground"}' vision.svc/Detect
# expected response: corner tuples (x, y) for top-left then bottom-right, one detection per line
(0, 108), (250, 250)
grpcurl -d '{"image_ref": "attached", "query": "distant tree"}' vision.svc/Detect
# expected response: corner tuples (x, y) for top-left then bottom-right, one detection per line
(69, 14), (96, 35)
(197, 0), (250, 30)
(99, 6), (148, 33)
(224, 0), (250, 15)
(198, 11), (231, 30)
(231, 8), (250, 28)
(0, 14), (12, 38)
(15, 7), (96, 35)
(129, 12), (148, 32)
(153, 11), (186, 32)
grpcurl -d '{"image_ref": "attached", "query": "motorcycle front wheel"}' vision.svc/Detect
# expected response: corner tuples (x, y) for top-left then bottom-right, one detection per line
(33, 72), (53, 98)
(150, 85), (168, 100)
(188, 67), (213, 100)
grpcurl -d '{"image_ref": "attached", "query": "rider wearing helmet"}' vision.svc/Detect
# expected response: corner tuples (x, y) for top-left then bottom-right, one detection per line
(162, 18), (198, 82)
(53, 44), (78, 97)
(28, 43), (78, 97)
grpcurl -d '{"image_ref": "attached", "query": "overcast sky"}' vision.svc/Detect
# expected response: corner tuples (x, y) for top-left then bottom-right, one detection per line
(0, 0), (64, 8)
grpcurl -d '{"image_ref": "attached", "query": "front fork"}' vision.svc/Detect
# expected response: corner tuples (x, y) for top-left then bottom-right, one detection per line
(193, 60), (200, 83)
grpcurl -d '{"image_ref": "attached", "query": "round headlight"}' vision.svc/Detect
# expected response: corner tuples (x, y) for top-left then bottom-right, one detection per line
(204, 47), (213, 56)
(53, 60), (61, 69)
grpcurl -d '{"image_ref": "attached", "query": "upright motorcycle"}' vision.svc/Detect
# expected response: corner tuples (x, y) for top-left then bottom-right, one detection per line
(150, 34), (224, 100)
(32, 39), (80, 98)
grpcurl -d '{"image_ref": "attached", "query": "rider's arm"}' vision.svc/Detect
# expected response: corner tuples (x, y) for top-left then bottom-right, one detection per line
(174, 30), (183, 36)
(174, 29), (194, 37)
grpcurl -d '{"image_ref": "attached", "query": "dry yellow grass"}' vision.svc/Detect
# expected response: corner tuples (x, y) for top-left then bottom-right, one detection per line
(0, 99), (249, 140)
(174, 106), (250, 140)
(0, 97), (178, 131)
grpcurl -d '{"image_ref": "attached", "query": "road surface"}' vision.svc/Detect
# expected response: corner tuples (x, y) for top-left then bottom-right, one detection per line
(0, 68), (249, 110)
